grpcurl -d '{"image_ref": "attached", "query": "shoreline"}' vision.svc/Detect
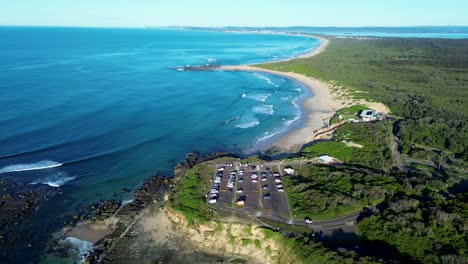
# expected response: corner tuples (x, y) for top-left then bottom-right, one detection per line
(219, 34), (342, 152)
(219, 32), (388, 153)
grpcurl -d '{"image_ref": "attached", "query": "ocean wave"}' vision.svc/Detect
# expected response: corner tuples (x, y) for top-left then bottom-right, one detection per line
(0, 160), (62, 174)
(235, 119), (260, 129)
(207, 58), (217, 64)
(253, 105), (274, 115)
(122, 198), (135, 206)
(246, 94), (271, 102)
(61, 237), (95, 264)
(284, 114), (301, 127)
(31, 171), (76, 187)
(256, 131), (282, 144)
(253, 73), (279, 87)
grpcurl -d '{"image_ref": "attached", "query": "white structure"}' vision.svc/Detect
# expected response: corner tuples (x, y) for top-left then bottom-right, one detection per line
(360, 110), (378, 122)
(319, 155), (334, 164)
(284, 167), (295, 175)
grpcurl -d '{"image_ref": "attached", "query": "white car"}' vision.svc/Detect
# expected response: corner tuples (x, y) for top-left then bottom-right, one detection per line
(305, 218), (313, 224)
(208, 199), (218, 204)
(237, 188), (243, 193)
(275, 179), (282, 183)
(277, 188), (284, 192)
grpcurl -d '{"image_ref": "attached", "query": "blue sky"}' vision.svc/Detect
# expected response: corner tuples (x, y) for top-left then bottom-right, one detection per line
(0, 0), (467, 27)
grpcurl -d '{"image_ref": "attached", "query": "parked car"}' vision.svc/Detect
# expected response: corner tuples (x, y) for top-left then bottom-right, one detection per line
(238, 178), (244, 183)
(262, 185), (269, 190)
(278, 188), (284, 192)
(263, 193), (271, 200)
(305, 218), (313, 224)
(237, 188), (243, 193)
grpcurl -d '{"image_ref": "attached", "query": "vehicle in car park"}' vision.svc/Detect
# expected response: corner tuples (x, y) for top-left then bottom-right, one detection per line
(278, 188), (284, 192)
(263, 193), (271, 200)
(275, 177), (282, 183)
(305, 218), (313, 224)
(261, 176), (267, 182)
(262, 184), (268, 190)
(237, 188), (243, 193)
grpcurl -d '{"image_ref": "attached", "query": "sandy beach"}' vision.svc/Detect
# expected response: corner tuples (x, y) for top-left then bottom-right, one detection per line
(220, 34), (388, 152)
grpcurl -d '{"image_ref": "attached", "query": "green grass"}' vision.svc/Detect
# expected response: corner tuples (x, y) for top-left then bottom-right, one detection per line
(302, 121), (393, 169)
(303, 141), (357, 162)
(167, 164), (215, 224)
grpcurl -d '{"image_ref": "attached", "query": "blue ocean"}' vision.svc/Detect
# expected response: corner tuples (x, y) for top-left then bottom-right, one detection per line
(0, 27), (318, 261)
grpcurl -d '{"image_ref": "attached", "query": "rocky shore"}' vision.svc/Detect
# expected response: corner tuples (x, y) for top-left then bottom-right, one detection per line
(0, 180), (58, 256)
(47, 151), (238, 263)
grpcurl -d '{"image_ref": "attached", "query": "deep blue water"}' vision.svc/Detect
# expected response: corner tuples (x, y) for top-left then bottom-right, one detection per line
(0, 27), (318, 262)
(0, 27), (318, 200)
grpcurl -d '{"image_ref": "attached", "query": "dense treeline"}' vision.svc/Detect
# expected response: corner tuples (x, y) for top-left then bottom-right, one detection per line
(285, 165), (398, 219)
(358, 193), (467, 263)
(285, 162), (467, 263)
(285, 162), (462, 220)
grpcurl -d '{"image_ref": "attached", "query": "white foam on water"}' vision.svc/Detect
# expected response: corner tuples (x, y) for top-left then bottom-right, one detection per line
(256, 130), (282, 144)
(62, 237), (95, 264)
(253, 73), (279, 87)
(31, 171), (76, 187)
(235, 119), (260, 129)
(253, 105), (274, 115)
(246, 94), (271, 102)
(0, 160), (62, 174)
(122, 198), (135, 206)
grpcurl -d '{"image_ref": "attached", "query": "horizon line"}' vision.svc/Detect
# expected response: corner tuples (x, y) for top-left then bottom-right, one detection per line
(1, 24), (468, 29)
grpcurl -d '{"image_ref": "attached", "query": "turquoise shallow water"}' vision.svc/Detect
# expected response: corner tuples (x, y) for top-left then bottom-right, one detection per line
(0, 27), (318, 262)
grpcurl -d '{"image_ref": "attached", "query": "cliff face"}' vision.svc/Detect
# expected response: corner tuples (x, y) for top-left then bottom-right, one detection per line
(163, 207), (298, 264)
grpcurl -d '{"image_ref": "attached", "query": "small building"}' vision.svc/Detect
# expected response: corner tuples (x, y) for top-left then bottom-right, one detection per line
(319, 155), (334, 164)
(284, 166), (295, 175)
(360, 110), (378, 122)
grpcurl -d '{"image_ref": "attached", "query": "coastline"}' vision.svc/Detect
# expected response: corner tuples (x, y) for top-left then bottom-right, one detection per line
(219, 33), (388, 153)
(219, 34), (341, 152)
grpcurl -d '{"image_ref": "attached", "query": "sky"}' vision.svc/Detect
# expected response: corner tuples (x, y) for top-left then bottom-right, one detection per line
(0, 0), (467, 28)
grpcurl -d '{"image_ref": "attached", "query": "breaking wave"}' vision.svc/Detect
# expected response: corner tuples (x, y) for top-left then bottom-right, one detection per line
(236, 119), (260, 129)
(246, 94), (271, 102)
(253, 73), (279, 87)
(0, 160), (62, 174)
(31, 171), (76, 187)
(61, 237), (95, 264)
